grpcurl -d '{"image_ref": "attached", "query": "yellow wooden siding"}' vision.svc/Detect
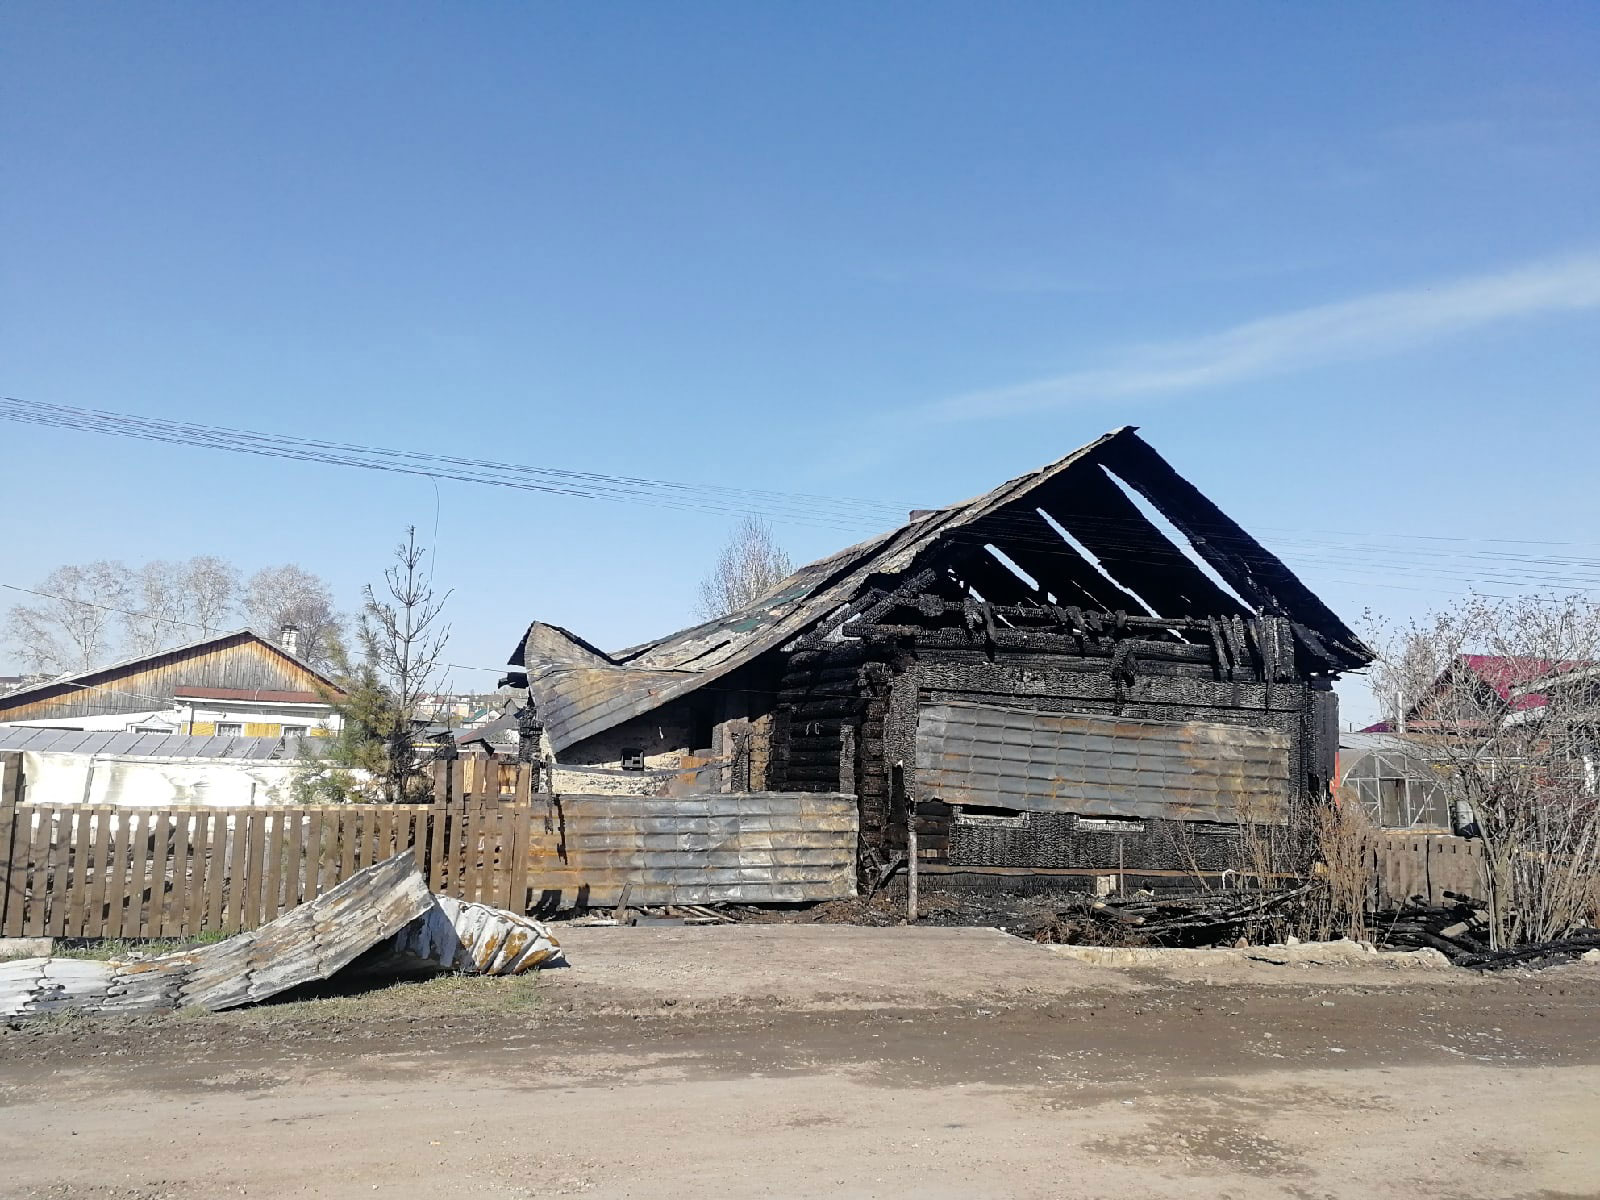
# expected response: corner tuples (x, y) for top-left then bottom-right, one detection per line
(188, 721), (216, 736)
(244, 722), (281, 737)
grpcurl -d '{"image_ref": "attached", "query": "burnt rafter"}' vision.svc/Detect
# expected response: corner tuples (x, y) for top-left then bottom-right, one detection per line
(955, 508), (1133, 614)
(1030, 464), (1252, 621)
(1090, 432), (1370, 671)
(942, 543), (1046, 606)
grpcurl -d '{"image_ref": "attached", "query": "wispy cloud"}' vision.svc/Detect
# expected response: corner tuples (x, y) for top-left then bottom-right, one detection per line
(922, 250), (1600, 422)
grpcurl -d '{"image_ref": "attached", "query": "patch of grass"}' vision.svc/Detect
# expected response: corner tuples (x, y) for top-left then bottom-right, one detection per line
(54, 931), (232, 961)
(208, 970), (548, 1028)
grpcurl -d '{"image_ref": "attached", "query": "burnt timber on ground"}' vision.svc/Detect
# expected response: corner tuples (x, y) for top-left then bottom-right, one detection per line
(511, 427), (1371, 891)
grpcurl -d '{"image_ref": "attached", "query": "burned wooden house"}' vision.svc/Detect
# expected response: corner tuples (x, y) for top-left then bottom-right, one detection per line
(506, 427), (1372, 890)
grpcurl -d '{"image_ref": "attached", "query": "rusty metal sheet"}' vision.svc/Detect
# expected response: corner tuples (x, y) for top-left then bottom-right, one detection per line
(523, 791), (858, 906)
(915, 703), (1288, 824)
(0, 851), (565, 1019)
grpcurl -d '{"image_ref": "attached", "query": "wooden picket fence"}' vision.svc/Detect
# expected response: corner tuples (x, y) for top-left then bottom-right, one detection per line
(1370, 830), (1487, 908)
(0, 756), (538, 940)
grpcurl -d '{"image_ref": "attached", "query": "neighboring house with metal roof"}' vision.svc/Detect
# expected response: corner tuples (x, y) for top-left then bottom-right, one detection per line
(0, 727), (315, 808)
(0, 630), (345, 740)
(507, 426), (1373, 889)
(1359, 655), (1592, 735)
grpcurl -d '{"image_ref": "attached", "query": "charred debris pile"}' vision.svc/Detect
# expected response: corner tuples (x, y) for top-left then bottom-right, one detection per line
(1375, 894), (1600, 971)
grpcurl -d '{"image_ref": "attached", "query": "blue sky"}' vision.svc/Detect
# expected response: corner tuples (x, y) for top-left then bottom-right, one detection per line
(4, 3), (1598, 723)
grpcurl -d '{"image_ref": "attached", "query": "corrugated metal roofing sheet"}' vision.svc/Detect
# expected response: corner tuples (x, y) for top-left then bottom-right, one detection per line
(914, 702), (1290, 825)
(526, 791), (858, 905)
(0, 727), (311, 759)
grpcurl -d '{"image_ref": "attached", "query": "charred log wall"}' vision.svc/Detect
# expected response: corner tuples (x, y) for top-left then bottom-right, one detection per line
(944, 809), (1253, 873)
(771, 608), (1338, 881)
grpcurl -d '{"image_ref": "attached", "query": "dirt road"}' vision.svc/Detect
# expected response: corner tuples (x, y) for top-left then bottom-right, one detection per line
(3, 925), (1598, 1199)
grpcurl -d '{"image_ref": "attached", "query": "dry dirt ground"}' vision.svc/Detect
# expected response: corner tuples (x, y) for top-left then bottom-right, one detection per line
(3, 924), (1599, 1200)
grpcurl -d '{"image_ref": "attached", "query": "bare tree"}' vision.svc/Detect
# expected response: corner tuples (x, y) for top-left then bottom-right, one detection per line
(696, 516), (794, 620)
(4, 562), (131, 672)
(122, 556), (241, 655)
(1366, 595), (1600, 947)
(123, 560), (186, 657)
(243, 564), (344, 668)
(185, 555), (240, 635)
(357, 527), (451, 801)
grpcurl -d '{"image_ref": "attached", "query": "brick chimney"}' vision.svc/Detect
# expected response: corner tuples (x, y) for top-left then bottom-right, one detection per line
(279, 624), (302, 657)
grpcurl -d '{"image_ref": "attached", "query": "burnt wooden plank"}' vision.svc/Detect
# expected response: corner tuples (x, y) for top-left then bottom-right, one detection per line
(450, 802), (470, 899)
(1036, 467), (1249, 620)
(1092, 432), (1368, 668)
(508, 805), (530, 916)
(492, 805), (510, 908)
(961, 510), (1129, 614)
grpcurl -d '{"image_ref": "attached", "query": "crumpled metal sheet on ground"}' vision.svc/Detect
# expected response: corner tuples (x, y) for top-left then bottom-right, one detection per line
(386, 894), (563, 975)
(0, 849), (564, 1021)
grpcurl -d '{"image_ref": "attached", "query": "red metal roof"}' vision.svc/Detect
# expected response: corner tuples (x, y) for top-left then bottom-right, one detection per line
(1454, 655), (1569, 711)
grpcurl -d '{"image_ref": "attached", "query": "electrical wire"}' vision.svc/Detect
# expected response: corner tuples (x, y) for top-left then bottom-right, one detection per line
(0, 396), (906, 533)
(9, 395), (1600, 600)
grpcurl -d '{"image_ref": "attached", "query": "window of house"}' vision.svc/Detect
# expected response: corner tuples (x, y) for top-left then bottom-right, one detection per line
(215, 722), (243, 737)
(132, 726), (172, 735)
(282, 725), (308, 738)
(688, 704), (716, 755)
(621, 747), (646, 771)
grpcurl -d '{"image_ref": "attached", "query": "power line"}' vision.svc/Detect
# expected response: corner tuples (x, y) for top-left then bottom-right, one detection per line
(13, 394), (1600, 561)
(11, 394), (1600, 598)
(0, 396), (906, 533)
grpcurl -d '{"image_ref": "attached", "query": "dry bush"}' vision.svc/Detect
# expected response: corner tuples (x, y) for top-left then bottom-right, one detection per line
(1308, 789), (1375, 942)
(1367, 594), (1600, 948)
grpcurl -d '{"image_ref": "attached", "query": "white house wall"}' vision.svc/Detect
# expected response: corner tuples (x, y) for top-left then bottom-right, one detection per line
(19, 751), (304, 807)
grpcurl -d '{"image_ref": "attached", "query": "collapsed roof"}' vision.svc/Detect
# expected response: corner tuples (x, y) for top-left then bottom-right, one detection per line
(510, 426), (1373, 751)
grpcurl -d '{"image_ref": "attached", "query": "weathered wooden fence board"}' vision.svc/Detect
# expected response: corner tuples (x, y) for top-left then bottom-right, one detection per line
(1371, 832), (1486, 908)
(0, 794), (534, 939)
